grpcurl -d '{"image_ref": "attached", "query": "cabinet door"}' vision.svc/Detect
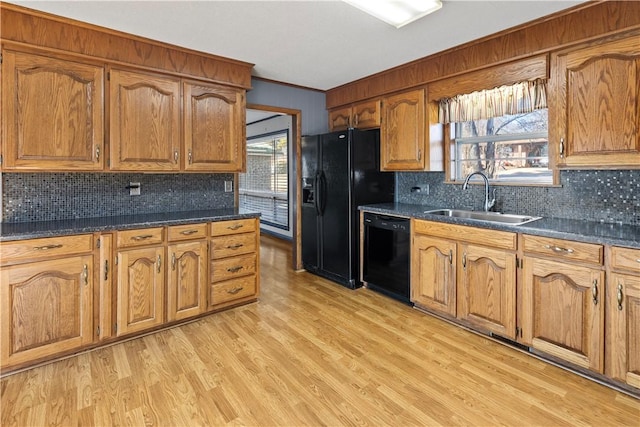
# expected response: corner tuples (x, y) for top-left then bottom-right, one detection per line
(116, 246), (165, 335)
(380, 88), (426, 171)
(458, 244), (516, 339)
(411, 234), (456, 317)
(551, 34), (640, 168)
(183, 81), (245, 172)
(606, 273), (640, 389)
(109, 69), (180, 171)
(521, 257), (604, 372)
(1, 256), (94, 368)
(167, 241), (207, 322)
(2, 50), (104, 171)
(328, 106), (352, 131)
(352, 100), (381, 130)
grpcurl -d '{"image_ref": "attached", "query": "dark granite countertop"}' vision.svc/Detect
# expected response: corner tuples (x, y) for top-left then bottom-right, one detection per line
(0, 209), (260, 242)
(360, 203), (640, 249)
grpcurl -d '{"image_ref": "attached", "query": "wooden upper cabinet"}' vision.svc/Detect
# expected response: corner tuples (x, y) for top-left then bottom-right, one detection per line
(109, 69), (181, 171)
(329, 106), (352, 131)
(183, 81), (245, 172)
(1, 50), (104, 171)
(551, 32), (640, 168)
(380, 88), (427, 171)
(329, 100), (382, 132)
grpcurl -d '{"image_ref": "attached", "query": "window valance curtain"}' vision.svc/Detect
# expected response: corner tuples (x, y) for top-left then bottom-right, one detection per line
(438, 79), (548, 124)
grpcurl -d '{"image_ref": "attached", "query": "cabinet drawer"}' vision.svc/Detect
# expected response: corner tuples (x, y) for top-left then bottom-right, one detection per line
(0, 234), (93, 264)
(610, 246), (640, 273)
(211, 233), (256, 259)
(522, 235), (603, 265)
(212, 253), (256, 283)
(211, 218), (256, 237)
(209, 275), (257, 306)
(117, 227), (164, 248)
(413, 219), (516, 250)
(167, 223), (208, 242)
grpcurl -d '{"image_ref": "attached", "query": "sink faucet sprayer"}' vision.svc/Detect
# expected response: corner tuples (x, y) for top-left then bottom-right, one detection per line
(462, 171), (496, 212)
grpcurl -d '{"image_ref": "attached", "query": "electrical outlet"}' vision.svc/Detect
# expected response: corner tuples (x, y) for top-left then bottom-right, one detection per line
(224, 181), (233, 192)
(129, 182), (141, 196)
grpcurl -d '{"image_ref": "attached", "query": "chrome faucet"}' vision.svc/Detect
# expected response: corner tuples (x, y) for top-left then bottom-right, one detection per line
(462, 171), (496, 212)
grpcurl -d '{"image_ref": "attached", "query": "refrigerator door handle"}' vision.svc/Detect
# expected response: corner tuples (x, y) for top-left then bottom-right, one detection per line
(319, 171), (328, 216)
(314, 172), (322, 216)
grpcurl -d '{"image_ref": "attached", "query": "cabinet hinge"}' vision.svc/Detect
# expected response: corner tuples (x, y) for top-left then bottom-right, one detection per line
(97, 326), (101, 337)
(0, 154), (3, 166)
(114, 323), (118, 333)
(515, 326), (520, 338)
(115, 256), (118, 266)
(0, 53), (3, 64)
(107, 71), (110, 80)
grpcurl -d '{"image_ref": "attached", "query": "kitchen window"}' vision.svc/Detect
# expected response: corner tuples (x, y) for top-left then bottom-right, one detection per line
(239, 130), (289, 230)
(439, 79), (555, 185)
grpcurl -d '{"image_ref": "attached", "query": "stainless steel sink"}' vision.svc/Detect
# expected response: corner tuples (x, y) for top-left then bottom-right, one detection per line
(423, 209), (541, 225)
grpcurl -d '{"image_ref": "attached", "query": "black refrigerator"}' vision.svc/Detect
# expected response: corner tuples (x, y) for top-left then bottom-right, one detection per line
(301, 128), (395, 288)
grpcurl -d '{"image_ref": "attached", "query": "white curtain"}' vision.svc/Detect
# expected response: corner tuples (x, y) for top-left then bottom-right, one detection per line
(438, 79), (547, 124)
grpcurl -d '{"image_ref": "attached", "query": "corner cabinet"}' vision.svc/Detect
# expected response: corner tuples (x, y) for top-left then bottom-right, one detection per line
(380, 88), (427, 171)
(550, 31), (640, 169)
(1, 50), (104, 171)
(183, 81), (246, 172)
(109, 69), (181, 171)
(0, 235), (95, 369)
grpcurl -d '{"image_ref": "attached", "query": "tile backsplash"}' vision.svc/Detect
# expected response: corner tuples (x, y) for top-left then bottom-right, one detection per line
(2, 173), (234, 223)
(397, 170), (640, 226)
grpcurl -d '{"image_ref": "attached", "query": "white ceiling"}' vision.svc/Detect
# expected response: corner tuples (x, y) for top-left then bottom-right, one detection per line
(13, 0), (585, 91)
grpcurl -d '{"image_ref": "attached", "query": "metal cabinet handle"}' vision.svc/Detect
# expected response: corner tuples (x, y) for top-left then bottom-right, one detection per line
(592, 279), (598, 305)
(174, 150), (179, 163)
(34, 244), (63, 250)
(559, 138), (565, 159)
(157, 255), (162, 273)
(227, 266), (244, 273)
(180, 230), (198, 235)
(417, 149), (422, 161)
(172, 253), (176, 271)
(617, 283), (624, 311)
(448, 249), (453, 265)
(227, 287), (244, 295)
(227, 224), (244, 231)
(131, 235), (154, 241)
(104, 260), (109, 281)
(83, 264), (89, 286)
(544, 244), (574, 254)
(462, 253), (467, 269)
(636, 258), (640, 263)
(227, 243), (244, 250)
(96, 146), (101, 161)
(188, 149), (193, 164)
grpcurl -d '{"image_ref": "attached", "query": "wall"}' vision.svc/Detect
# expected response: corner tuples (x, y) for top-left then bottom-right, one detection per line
(397, 170), (640, 226)
(2, 173), (234, 223)
(247, 78), (328, 136)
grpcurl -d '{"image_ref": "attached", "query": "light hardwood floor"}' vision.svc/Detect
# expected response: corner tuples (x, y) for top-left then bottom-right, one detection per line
(2, 234), (639, 426)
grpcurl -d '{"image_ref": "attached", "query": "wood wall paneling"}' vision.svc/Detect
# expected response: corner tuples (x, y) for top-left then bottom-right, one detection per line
(326, 1), (640, 108)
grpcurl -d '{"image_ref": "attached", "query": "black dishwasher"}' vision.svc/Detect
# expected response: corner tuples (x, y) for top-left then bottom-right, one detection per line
(362, 212), (411, 304)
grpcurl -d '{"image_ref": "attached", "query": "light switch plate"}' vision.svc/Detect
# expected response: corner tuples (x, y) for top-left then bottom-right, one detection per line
(224, 181), (233, 192)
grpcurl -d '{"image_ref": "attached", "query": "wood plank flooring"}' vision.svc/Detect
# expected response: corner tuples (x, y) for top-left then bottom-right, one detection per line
(2, 234), (639, 426)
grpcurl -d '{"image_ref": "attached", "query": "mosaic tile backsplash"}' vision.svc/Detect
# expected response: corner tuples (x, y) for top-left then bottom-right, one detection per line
(397, 170), (640, 226)
(2, 173), (235, 223)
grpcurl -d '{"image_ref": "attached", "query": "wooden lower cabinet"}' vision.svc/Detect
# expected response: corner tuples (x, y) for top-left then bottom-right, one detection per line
(458, 244), (517, 339)
(116, 246), (165, 336)
(521, 257), (604, 372)
(209, 218), (260, 309)
(411, 234), (457, 317)
(167, 240), (208, 322)
(1, 255), (94, 368)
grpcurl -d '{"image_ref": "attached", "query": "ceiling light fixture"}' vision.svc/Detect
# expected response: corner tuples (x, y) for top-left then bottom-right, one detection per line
(343, 0), (443, 29)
